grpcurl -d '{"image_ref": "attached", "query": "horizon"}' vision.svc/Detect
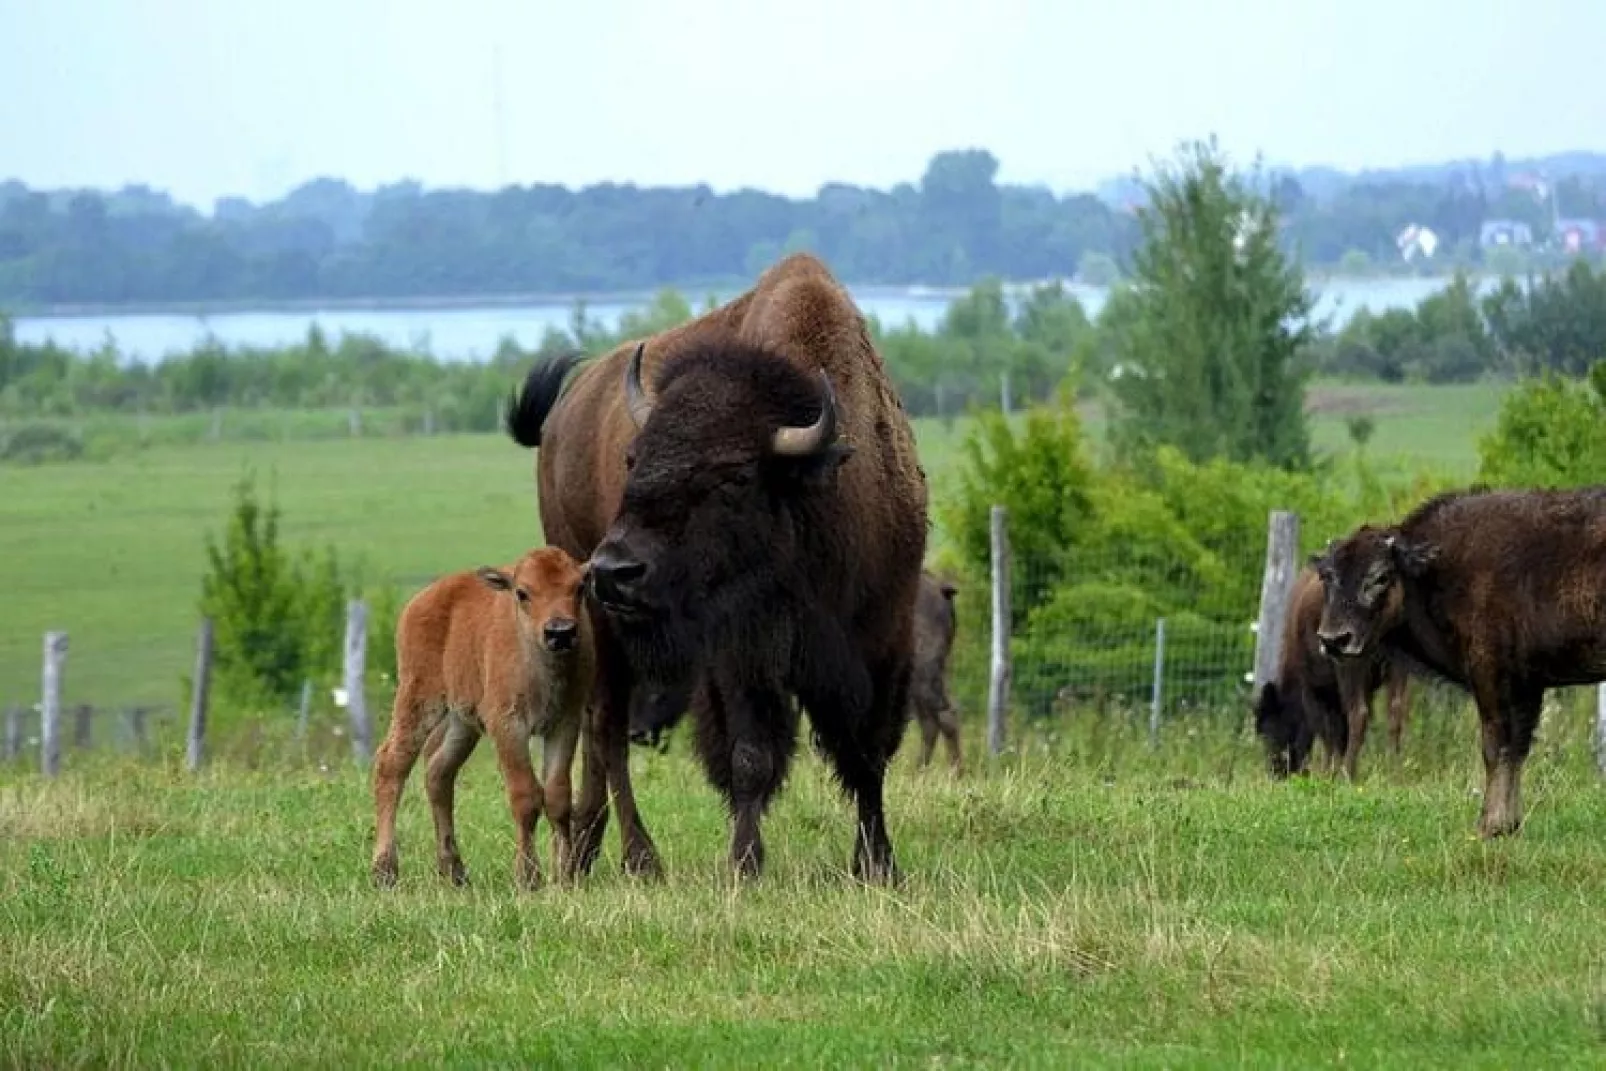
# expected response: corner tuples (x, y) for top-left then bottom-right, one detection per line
(3, 0), (1603, 211)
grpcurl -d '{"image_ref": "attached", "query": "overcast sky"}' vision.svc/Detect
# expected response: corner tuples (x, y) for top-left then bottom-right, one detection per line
(1, 0), (1599, 209)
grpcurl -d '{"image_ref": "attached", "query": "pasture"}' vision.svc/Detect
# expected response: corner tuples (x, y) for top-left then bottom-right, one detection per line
(6, 373), (1606, 1066)
(0, 378), (1502, 708)
(4, 706), (1606, 1066)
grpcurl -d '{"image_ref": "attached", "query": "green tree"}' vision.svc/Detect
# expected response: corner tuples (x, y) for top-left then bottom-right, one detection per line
(1103, 137), (1317, 470)
(1476, 367), (1606, 489)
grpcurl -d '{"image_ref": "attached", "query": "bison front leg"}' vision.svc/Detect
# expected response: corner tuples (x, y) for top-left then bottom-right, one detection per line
(937, 702), (963, 774)
(424, 713), (480, 886)
(541, 713), (583, 883)
(573, 624), (663, 880)
(489, 719), (546, 891)
(915, 709), (939, 768)
(1473, 680), (1543, 839)
(1384, 663), (1410, 757)
(1336, 666), (1373, 782)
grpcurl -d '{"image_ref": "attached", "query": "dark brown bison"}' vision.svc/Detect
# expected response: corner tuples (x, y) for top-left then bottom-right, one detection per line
(1254, 565), (1411, 780)
(505, 253), (929, 882)
(905, 570), (962, 772)
(1311, 485), (1606, 838)
(370, 546), (594, 890)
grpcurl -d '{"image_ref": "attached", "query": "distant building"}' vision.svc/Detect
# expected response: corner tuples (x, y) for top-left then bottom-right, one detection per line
(1479, 219), (1535, 248)
(1555, 218), (1604, 253)
(1395, 224), (1439, 261)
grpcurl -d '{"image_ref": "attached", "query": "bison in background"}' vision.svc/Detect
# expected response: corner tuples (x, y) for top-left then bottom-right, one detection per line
(1312, 485), (1606, 838)
(370, 546), (594, 890)
(1255, 565), (1411, 780)
(505, 253), (928, 882)
(906, 571), (963, 772)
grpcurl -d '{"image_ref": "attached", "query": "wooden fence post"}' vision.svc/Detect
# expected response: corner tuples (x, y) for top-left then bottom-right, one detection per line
(344, 599), (372, 763)
(41, 630), (67, 777)
(1252, 510), (1301, 696)
(187, 618), (214, 773)
(987, 505), (1012, 757)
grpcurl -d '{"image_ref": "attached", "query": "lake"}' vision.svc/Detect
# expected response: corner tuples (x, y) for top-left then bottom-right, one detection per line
(10, 275), (1471, 364)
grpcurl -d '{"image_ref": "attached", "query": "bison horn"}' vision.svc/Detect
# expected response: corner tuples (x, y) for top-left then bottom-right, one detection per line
(625, 342), (653, 429)
(771, 370), (839, 457)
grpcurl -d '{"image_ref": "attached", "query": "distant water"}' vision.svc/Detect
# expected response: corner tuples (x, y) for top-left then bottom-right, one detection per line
(11, 275), (1473, 365)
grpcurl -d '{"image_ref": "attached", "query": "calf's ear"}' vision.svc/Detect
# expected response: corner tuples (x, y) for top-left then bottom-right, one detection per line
(1385, 535), (1438, 578)
(476, 567), (513, 591)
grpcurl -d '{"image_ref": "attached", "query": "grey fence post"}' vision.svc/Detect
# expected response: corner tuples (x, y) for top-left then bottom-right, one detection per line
(3, 705), (21, 761)
(987, 505), (1012, 757)
(1149, 618), (1166, 749)
(344, 600), (372, 763)
(1596, 684), (1606, 777)
(41, 631), (67, 777)
(187, 618), (214, 773)
(1252, 510), (1302, 695)
(297, 678), (313, 742)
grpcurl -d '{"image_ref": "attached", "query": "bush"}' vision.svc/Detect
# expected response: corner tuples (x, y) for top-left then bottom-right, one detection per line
(1476, 366), (1606, 489)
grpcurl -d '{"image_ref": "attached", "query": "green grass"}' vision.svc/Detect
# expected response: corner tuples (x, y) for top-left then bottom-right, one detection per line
(3, 696), (1605, 1067)
(0, 380), (1505, 708)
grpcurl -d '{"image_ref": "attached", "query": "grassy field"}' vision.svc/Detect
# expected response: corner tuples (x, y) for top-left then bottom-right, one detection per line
(3, 699), (1605, 1067)
(0, 379), (1504, 709)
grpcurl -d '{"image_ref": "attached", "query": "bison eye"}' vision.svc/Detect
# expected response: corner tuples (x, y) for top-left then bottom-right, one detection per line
(515, 589), (530, 604)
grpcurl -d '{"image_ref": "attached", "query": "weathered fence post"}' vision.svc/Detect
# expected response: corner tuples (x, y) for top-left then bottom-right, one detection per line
(1149, 618), (1166, 749)
(123, 706), (149, 755)
(297, 678), (313, 741)
(41, 631), (67, 777)
(1252, 510), (1301, 695)
(987, 505), (1012, 757)
(344, 599), (372, 763)
(1596, 684), (1606, 777)
(3, 705), (21, 761)
(186, 618), (214, 773)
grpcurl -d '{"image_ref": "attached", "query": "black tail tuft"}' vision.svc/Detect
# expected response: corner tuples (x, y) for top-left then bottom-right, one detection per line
(505, 352), (586, 449)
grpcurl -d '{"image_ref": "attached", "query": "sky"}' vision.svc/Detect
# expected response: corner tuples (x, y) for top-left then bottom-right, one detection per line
(0, 0), (1600, 211)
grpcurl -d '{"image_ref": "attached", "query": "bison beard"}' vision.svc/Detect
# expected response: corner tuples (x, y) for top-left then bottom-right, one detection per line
(588, 342), (904, 881)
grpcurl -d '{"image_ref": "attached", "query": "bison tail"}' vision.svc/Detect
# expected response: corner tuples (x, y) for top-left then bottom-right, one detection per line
(504, 352), (585, 449)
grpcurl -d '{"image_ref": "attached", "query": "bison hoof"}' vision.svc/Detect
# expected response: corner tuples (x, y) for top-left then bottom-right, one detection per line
(515, 859), (544, 892)
(1477, 814), (1524, 839)
(371, 858), (399, 889)
(438, 855), (469, 887)
(623, 841), (666, 881)
(851, 854), (902, 887)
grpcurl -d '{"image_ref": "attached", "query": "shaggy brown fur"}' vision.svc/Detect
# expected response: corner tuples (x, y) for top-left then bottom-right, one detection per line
(369, 547), (595, 890)
(905, 571), (963, 772)
(505, 253), (929, 882)
(1312, 485), (1606, 838)
(1254, 565), (1411, 780)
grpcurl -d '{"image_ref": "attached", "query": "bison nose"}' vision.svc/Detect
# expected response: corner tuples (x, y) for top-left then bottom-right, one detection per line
(1318, 629), (1355, 658)
(543, 617), (578, 653)
(589, 545), (647, 607)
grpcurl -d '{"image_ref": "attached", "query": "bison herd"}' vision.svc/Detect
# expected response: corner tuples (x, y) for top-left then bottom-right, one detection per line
(368, 252), (1606, 891)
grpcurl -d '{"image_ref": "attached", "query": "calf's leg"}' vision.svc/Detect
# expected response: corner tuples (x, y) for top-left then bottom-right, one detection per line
(1472, 675), (1542, 838)
(370, 689), (442, 888)
(916, 708), (939, 768)
(1385, 665), (1410, 756)
(541, 712), (583, 883)
(937, 702), (963, 774)
(424, 713), (480, 885)
(489, 717), (546, 890)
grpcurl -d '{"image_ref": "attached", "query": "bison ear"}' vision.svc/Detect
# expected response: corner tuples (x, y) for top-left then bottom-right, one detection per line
(1386, 535), (1438, 578)
(476, 567), (513, 591)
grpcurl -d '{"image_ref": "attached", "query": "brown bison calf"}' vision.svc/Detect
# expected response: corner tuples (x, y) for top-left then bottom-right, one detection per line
(1255, 565), (1411, 780)
(1312, 486), (1606, 838)
(905, 571), (963, 772)
(370, 547), (594, 890)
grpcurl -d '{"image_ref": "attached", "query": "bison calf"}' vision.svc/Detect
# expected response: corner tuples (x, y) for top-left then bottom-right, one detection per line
(370, 547), (594, 890)
(1255, 565), (1410, 780)
(1313, 486), (1606, 838)
(905, 571), (963, 772)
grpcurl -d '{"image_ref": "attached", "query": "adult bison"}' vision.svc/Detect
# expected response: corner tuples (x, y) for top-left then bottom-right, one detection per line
(905, 571), (963, 772)
(505, 253), (929, 882)
(1254, 565), (1411, 780)
(1311, 485), (1606, 838)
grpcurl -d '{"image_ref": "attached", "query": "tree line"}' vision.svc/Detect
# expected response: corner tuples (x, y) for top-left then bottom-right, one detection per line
(5, 145), (1606, 307)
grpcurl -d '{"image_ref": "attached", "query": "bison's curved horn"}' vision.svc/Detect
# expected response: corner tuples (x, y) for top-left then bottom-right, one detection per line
(625, 343), (653, 429)
(771, 370), (839, 457)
